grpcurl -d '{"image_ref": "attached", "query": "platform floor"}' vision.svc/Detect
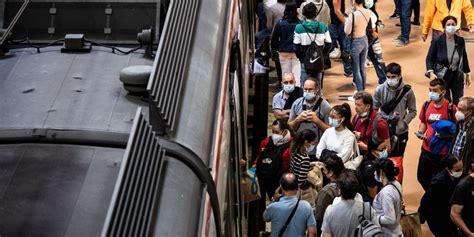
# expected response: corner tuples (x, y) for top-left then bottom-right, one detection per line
(266, 0), (474, 236)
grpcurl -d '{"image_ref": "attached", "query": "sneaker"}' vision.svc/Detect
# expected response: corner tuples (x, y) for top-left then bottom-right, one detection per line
(394, 38), (409, 47)
(348, 96), (355, 101)
(365, 60), (373, 68)
(395, 23), (401, 27)
(389, 13), (400, 19)
(391, 35), (402, 42)
(344, 72), (353, 77)
(377, 21), (385, 29)
(329, 47), (341, 59)
(411, 21), (420, 26)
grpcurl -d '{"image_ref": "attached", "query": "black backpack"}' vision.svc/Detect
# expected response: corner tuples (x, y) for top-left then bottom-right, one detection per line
(256, 138), (290, 181)
(422, 100), (454, 122)
(302, 24), (324, 73)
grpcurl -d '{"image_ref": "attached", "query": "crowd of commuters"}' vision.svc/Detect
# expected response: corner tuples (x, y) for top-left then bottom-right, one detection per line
(252, 0), (474, 236)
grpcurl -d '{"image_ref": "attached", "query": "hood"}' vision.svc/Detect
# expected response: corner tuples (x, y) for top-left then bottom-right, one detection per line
(302, 20), (321, 32)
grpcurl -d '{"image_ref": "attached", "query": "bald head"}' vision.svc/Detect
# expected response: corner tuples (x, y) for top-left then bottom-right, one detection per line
(280, 173), (298, 191)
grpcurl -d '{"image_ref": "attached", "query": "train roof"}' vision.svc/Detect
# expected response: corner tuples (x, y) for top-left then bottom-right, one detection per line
(0, 46), (151, 145)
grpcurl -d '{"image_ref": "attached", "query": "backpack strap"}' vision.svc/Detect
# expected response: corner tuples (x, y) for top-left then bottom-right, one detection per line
(448, 102), (454, 121)
(302, 23), (320, 44)
(381, 84), (412, 115)
(388, 182), (405, 213)
(278, 198), (300, 237)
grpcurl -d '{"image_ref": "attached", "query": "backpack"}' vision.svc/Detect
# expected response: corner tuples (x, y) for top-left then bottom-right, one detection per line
(353, 111), (385, 147)
(302, 24), (324, 73)
(256, 138), (290, 181)
(355, 202), (384, 237)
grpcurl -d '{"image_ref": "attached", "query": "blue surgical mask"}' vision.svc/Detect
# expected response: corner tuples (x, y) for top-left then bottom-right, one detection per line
(429, 91), (441, 101)
(306, 144), (315, 153)
(304, 91), (316, 101)
(374, 171), (382, 183)
(378, 149), (388, 159)
(283, 84), (295, 93)
(387, 78), (399, 87)
(328, 117), (342, 128)
(446, 25), (457, 35)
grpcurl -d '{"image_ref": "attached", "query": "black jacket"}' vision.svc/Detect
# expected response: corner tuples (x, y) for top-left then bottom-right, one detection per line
(426, 34), (470, 73)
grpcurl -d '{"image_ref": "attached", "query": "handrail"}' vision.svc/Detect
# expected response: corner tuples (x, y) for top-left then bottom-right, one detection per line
(0, 0), (30, 46)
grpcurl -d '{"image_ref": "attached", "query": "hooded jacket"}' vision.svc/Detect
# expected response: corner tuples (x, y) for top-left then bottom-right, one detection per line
(373, 79), (417, 135)
(293, 20), (332, 62)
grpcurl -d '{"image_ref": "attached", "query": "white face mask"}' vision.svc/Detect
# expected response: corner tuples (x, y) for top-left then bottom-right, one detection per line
(450, 170), (463, 178)
(271, 134), (283, 144)
(306, 144), (315, 153)
(455, 111), (465, 121)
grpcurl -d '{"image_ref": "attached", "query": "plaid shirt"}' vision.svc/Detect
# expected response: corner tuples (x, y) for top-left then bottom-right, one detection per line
(452, 118), (474, 156)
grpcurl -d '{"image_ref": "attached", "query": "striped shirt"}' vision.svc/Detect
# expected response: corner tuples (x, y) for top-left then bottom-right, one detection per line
(290, 152), (312, 185)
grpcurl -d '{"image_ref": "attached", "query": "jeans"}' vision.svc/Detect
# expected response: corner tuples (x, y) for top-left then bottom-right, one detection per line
(329, 23), (352, 74)
(350, 36), (368, 91)
(367, 39), (386, 84)
(411, 0), (420, 22)
(417, 149), (446, 191)
(279, 53), (302, 87)
(397, 0), (412, 40)
(301, 64), (323, 95)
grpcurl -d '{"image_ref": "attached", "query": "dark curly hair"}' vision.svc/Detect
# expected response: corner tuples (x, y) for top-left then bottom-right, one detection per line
(302, 2), (317, 19)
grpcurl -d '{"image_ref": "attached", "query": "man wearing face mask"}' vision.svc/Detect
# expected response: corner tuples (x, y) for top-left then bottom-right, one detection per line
(417, 78), (458, 191)
(288, 78), (331, 157)
(451, 96), (474, 176)
(450, 159), (474, 237)
(419, 155), (463, 237)
(273, 73), (304, 120)
(352, 91), (390, 159)
(373, 63), (417, 158)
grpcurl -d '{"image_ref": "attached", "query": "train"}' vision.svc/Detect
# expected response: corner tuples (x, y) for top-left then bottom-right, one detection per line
(0, 0), (257, 236)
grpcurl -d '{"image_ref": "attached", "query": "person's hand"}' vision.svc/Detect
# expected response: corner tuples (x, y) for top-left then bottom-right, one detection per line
(469, 24), (474, 33)
(307, 111), (321, 123)
(429, 71), (437, 80)
(358, 141), (368, 151)
(272, 187), (283, 202)
(415, 131), (426, 140)
(422, 34), (428, 42)
(465, 73), (472, 87)
(296, 111), (308, 123)
(354, 131), (361, 140)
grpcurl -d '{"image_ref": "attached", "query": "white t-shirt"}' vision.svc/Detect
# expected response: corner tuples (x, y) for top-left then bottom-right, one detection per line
(316, 127), (355, 162)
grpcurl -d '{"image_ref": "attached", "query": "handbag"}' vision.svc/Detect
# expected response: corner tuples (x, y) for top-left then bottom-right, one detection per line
(345, 135), (363, 170)
(341, 12), (355, 65)
(241, 167), (261, 203)
(432, 45), (457, 80)
(390, 183), (423, 237)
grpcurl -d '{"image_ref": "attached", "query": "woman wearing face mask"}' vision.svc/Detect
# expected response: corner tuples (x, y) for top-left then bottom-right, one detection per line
(290, 129), (318, 186)
(419, 155), (463, 237)
(372, 159), (403, 237)
(314, 154), (345, 235)
(426, 16), (471, 105)
(254, 119), (293, 200)
(316, 103), (356, 163)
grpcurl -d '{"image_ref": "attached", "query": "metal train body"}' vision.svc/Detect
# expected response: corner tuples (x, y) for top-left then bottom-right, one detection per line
(0, 0), (255, 236)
